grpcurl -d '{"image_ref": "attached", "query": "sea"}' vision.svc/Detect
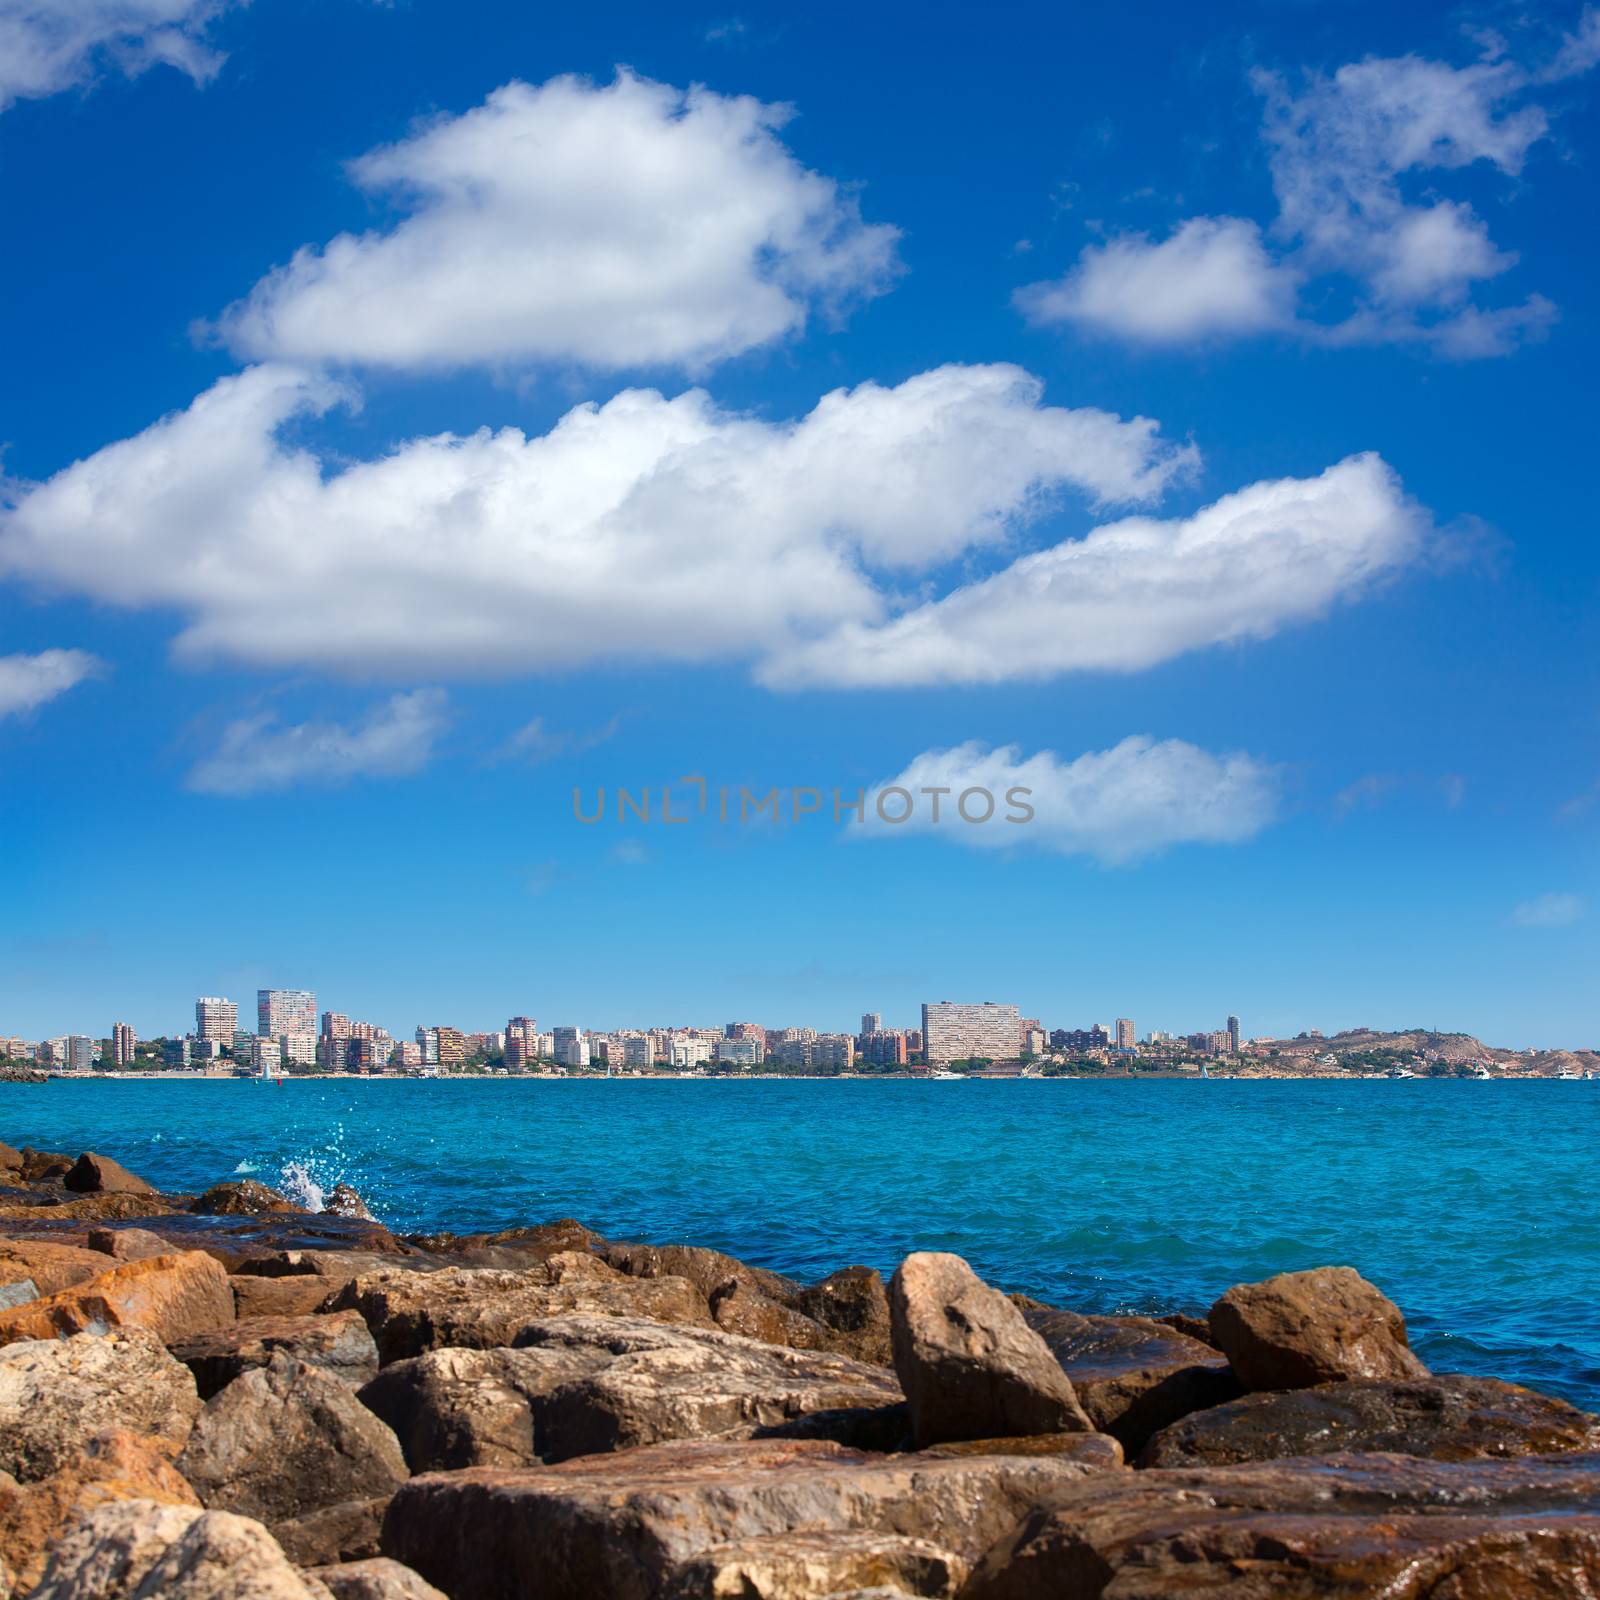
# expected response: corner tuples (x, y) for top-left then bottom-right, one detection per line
(4, 1076), (1596, 1408)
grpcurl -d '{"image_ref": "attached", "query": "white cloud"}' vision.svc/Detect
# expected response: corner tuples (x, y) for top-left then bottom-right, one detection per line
(505, 712), (622, 763)
(186, 688), (449, 795)
(860, 737), (1282, 865)
(1510, 891), (1585, 928)
(210, 71), (900, 374)
(1022, 17), (1596, 355)
(763, 453), (1427, 688)
(0, 647), (102, 717)
(1016, 217), (1298, 344)
(0, 0), (232, 110)
(0, 361), (1200, 680)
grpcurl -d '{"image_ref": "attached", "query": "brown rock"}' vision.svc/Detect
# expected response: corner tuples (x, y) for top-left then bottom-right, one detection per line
(27, 1500), (335, 1600)
(676, 1531), (961, 1599)
(1139, 1372), (1600, 1467)
(960, 1450), (1600, 1599)
(18, 1148), (72, 1183)
(382, 1436), (1113, 1600)
(0, 1143), (20, 1171)
(0, 1191), (175, 1222)
(795, 1266), (895, 1366)
(602, 1239), (801, 1303)
(328, 1265), (712, 1364)
(190, 1180), (303, 1216)
(273, 1497), (388, 1566)
(711, 1277), (838, 1352)
(0, 1331), (201, 1480)
(889, 1253), (1092, 1446)
(0, 1431), (200, 1595)
(305, 1557), (446, 1600)
(322, 1185), (374, 1221)
(1156, 1310), (1217, 1347)
(87, 1227), (175, 1262)
(177, 1352), (408, 1526)
(0, 1236), (112, 1295)
(64, 1152), (157, 1196)
(360, 1314), (902, 1472)
(236, 1249), (413, 1281)
(231, 1275), (345, 1320)
(0, 1250), (235, 1347)
(1017, 1301), (1241, 1454)
(1209, 1266), (1430, 1390)
(169, 1311), (380, 1399)
(409, 1219), (604, 1271)
(918, 1433), (1124, 1468)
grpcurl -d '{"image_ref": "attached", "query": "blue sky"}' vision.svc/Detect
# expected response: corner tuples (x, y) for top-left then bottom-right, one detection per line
(1, 0), (1596, 1046)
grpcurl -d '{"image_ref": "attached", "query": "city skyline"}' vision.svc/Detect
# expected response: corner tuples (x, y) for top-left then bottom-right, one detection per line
(1, 1), (1595, 1047)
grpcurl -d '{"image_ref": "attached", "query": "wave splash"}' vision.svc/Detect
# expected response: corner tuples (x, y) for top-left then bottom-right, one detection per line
(279, 1160), (326, 1212)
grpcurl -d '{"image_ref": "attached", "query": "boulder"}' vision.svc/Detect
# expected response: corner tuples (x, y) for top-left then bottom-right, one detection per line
(1208, 1266), (1429, 1389)
(177, 1352), (408, 1526)
(710, 1277), (838, 1353)
(917, 1433), (1124, 1468)
(18, 1148), (73, 1183)
(236, 1249), (413, 1282)
(328, 1265), (713, 1364)
(1016, 1301), (1241, 1453)
(0, 1192), (174, 1222)
(27, 1500), (335, 1600)
(87, 1227), (176, 1263)
(304, 1558), (446, 1600)
(0, 1236), (112, 1294)
(960, 1450), (1600, 1599)
(0, 1143), (20, 1171)
(63, 1153), (157, 1197)
(274, 1497), (388, 1566)
(1156, 1311), (1216, 1347)
(1139, 1373), (1600, 1467)
(169, 1311), (380, 1399)
(190, 1180), (303, 1216)
(601, 1240), (801, 1303)
(408, 1219), (604, 1271)
(0, 1430), (200, 1595)
(888, 1253), (1092, 1446)
(0, 1331), (200, 1480)
(231, 1275), (345, 1320)
(795, 1267), (895, 1366)
(322, 1186), (374, 1221)
(0, 1250), (235, 1347)
(359, 1315), (902, 1472)
(382, 1436), (1113, 1600)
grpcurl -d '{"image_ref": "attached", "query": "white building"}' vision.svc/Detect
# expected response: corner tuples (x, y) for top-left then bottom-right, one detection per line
(252, 1036), (282, 1073)
(195, 996), (238, 1043)
(920, 1002), (1021, 1065)
(258, 989), (316, 1038)
(279, 1030), (317, 1067)
(716, 1037), (763, 1066)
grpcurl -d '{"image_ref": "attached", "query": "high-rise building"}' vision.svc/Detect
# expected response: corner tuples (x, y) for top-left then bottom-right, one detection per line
(111, 1022), (136, 1067)
(1227, 1015), (1241, 1054)
(436, 1027), (467, 1068)
(196, 997), (237, 1043)
(322, 1011), (352, 1042)
(278, 1030), (317, 1067)
(859, 1029), (908, 1066)
(66, 1035), (97, 1071)
(860, 1012), (883, 1036)
(723, 1021), (764, 1042)
(552, 1027), (588, 1068)
(505, 1016), (538, 1070)
(1115, 1018), (1136, 1051)
(622, 1034), (653, 1068)
(259, 989), (316, 1039)
(415, 1027), (439, 1066)
(716, 1036), (763, 1066)
(921, 1002), (1021, 1065)
(251, 1036), (281, 1073)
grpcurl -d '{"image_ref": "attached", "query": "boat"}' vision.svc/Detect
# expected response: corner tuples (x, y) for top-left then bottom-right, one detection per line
(929, 1070), (964, 1080)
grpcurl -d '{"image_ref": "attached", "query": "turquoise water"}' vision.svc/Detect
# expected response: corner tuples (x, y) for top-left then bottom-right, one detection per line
(3, 1077), (1597, 1407)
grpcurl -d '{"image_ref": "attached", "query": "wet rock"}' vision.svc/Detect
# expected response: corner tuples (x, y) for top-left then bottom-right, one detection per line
(0, 1250), (235, 1347)
(18, 1148), (73, 1183)
(169, 1311), (380, 1399)
(1017, 1301), (1241, 1454)
(0, 1143), (21, 1171)
(360, 1314), (902, 1472)
(304, 1558), (446, 1600)
(191, 1180), (304, 1217)
(0, 1191), (175, 1222)
(273, 1497), (388, 1566)
(1209, 1265), (1429, 1389)
(27, 1500), (334, 1600)
(1156, 1311), (1216, 1347)
(889, 1253), (1092, 1447)
(795, 1266), (895, 1367)
(409, 1219), (604, 1271)
(328, 1265), (713, 1364)
(1139, 1372), (1600, 1467)
(177, 1352), (408, 1525)
(87, 1227), (176, 1262)
(0, 1430), (200, 1595)
(382, 1436), (1113, 1600)
(237, 1248), (418, 1281)
(323, 1185), (373, 1221)
(64, 1152), (157, 1196)
(231, 1275), (345, 1320)
(960, 1449), (1600, 1599)
(0, 1331), (201, 1480)
(0, 1236), (111, 1294)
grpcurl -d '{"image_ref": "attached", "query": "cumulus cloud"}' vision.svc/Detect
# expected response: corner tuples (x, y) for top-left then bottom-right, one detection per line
(0, 647), (102, 717)
(1021, 14), (1597, 355)
(0, 0), (233, 110)
(1510, 891), (1585, 928)
(185, 688), (449, 795)
(210, 71), (900, 374)
(0, 361), (1201, 680)
(1015, 217), (1298, 344)
(764, 453), (1428, 688)
(860, 737), (1282, 865)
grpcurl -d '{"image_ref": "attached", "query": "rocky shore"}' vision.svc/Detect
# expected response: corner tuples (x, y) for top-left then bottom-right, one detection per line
(0, 1140), (1596, 1597)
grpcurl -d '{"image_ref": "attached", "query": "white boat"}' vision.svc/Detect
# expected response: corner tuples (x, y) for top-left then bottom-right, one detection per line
(929, 1070), (964, 1080)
